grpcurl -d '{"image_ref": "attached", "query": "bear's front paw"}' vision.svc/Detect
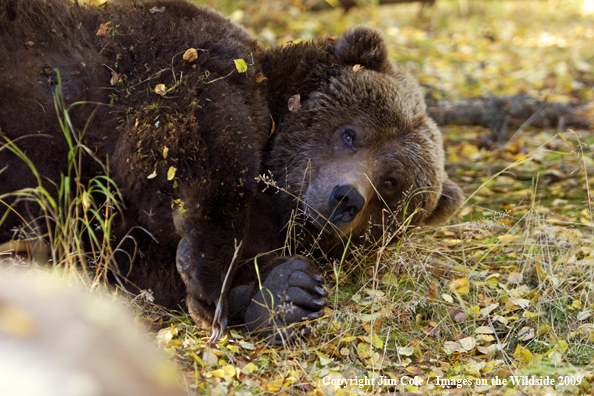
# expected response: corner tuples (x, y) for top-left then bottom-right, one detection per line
(243, 257), (327, 345)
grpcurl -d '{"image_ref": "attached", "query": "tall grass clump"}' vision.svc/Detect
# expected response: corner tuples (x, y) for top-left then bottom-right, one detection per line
(0, 71), (124, 289)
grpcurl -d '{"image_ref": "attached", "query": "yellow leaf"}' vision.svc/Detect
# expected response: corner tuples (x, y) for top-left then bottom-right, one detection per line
(360, 312), (382, 323)
(241, 362), (258, 374)
(202, 350), (218, 365)
(188, 352), (206, 366)
(381, 272), (398, 285)
(459, 336), (476, 351)
(475, 326), (494, 334)
(155, 84), (167, 96)
(405, 366), (422, 375)
(507, 272), (523, 284)
(465, 359), (486, 376)
(486, 277), (498, 289)
(449, 277), (470, 295)
(86, 0), (109, 5)
(266, 381), (281, 393)
(162, 146), (169, 159)
(517, 326), (535, 341)
(238, 341), (255, 350)
(255, 72), (267, 83)
(461, 143), (479, 158)
(524, 311), (539, 319)
(234, 59), (248, 73)
(443, 341), (463, 353)
(549, 350), (563, 364)
(498, 234), (519, 244)
(477, 345), (496, 355)
(96, 22), (110, 36)
(479, 303), (499, 318)
(316, 351), (333, 366)
(514, 345), (533, 368)
(209, 368), (226, 378)
(110, 71), (122, 86)
(364, 288), (385, 297)
(505, 298), (530, 311)
(577, 311), (591, 321)
(557, 340), (569, 353)
(147, 170), (157, 179)
(537, 324), (553, 336)
(357, 342), (372, 359)
(441, 238), (462, 246)
(372, 333), (383, 349)
(167, 166), (177, 181)
(447, 153), (459, 162)
(81, 192), (91, 212)
(442, 293), (454, 303)
(222, 364), (236, 377)
(183, 48), (198, 62)
(397, 346), (415, 356)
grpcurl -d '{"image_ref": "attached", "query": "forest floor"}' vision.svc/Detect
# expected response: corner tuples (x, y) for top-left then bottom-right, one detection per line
(2, 0), (591, 394)
(132, 1), (594, 395)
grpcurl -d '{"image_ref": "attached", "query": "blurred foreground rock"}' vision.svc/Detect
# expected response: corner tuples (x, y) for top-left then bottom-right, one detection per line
(0, 271), (186, 396)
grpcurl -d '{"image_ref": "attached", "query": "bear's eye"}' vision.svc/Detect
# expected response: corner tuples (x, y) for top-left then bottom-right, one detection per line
(343, 130), (355, 146)
(384, 179), (397, 190)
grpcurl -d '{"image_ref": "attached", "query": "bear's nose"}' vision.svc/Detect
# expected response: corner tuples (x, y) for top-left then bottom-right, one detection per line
(328, 184), (365, 223)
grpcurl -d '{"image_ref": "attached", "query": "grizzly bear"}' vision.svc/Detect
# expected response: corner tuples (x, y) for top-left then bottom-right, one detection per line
(0, 0), (463, 342)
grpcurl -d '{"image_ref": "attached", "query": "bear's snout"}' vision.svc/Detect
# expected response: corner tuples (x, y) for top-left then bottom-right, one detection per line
(328, 184), (365, 223)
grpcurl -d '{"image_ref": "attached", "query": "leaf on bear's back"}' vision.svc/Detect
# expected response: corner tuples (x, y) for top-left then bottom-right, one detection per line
(96, 22), (110, 36)
(183, 48), (198, 63)
(234, 59), (248, 73)
(288, 94), (301, 112)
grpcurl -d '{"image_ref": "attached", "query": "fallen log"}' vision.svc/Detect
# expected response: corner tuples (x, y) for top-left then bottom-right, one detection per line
(310, 0), (435, 11)
(426, 95), (592, 145)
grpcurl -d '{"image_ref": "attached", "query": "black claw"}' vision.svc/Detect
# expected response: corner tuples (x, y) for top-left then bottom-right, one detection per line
(209, 299), (227, 343)
(208, 326), (222, 344)
(313, 298), (326, 307)
(308, 311), (323, 319)
(300, 327), (309, 337)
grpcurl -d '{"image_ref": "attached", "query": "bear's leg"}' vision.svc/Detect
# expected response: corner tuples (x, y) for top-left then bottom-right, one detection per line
(240, 256), (327, 344)
(175, 231), (243, 342)
(175, 238), (215, 328)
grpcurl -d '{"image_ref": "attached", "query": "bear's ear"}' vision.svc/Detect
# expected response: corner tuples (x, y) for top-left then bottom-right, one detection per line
(336, 26), (392, 73)
(423, 178), (465, 226)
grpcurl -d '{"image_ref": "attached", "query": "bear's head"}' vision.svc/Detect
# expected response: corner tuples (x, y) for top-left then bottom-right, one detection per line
(266, 27), (464, 249)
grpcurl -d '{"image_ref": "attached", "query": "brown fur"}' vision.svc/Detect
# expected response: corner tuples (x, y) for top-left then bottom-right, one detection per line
(0, 0), (463, 335)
